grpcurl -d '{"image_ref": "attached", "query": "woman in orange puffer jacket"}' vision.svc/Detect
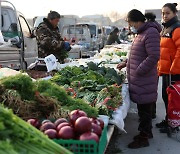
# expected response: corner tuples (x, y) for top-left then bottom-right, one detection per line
(156, 3), (180, 133)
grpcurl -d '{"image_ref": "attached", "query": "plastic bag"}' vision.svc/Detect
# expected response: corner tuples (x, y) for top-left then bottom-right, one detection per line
(44, 54), (58, 72)
(167, 82), (180, 128)
(109, 84), (130, 132)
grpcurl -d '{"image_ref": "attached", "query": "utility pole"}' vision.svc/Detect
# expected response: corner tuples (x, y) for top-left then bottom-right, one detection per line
(116, 12), (117, 21)
(0, 0), (2, 31)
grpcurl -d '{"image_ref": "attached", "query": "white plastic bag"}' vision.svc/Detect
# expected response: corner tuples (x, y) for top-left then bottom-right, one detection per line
(44, 54), (58, 72)
(109, 84), (130, 132)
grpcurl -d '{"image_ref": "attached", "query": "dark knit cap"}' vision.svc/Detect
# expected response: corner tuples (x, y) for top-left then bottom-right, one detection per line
(47, 11), (60, 20)
(113, 27), (119, 33)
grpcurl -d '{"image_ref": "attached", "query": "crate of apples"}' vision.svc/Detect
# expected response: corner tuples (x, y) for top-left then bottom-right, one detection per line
(27, 110), (104, 143)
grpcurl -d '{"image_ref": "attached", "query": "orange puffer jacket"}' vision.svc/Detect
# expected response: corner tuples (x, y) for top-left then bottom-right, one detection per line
(158, 16), (180, 75)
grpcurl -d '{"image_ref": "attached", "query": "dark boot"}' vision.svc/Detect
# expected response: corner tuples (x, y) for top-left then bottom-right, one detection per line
(133, 132), (153, 140)
(159, 127), (179, 133)
(128, 133), (149, 149)
(156, 120), (167, 128)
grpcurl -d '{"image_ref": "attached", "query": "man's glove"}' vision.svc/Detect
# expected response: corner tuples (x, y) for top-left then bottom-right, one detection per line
(64, 41), (71, 51)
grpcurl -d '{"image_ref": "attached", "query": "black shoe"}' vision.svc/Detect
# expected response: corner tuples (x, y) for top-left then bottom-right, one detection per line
(156, 120), (167, 128)
(128, 137), (149, 149)
(133, 132), (153, 140)
(160, 127), (179, 134)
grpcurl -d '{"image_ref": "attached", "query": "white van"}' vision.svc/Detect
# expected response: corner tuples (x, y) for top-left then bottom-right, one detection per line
(61, 23), (105, 51)
(33, 15), (77, 33)
(62, 24), (91, 47)
(0, 1), (38, 69)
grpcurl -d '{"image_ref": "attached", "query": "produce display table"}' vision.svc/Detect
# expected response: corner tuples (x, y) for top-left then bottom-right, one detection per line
(56, 43), (131, 132)
(32, 43), (132, 133)
(106, 125), (115, 149)
(0, 43), (132, 153)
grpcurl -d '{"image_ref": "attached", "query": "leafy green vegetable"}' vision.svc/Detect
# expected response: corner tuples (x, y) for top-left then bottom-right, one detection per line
(115, 51), (127, 57)
(98, 106), (109, 116)
(52, 64), (125, 89)
(36, 80), (98, 117)
(49, 63), (125, 117)
(51, 74), (70, 85)
(82, 91), (98, 106)
(96, 85), (122, 117)
(58, 66), (84, 77)
(0, 74), (35, 100)
(87, 61), (99, 71)
(0, 140), (18, 154)
(0, 105), (72, 154)
(58, 49), (69, 64)
(106, 53), (113, 57)
(37, 80), (69, 105)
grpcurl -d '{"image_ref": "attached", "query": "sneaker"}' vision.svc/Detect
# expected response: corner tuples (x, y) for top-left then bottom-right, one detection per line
(128, 137), (149, 149)
(133, 132), (153, 140)
(156, 120), (167, 128)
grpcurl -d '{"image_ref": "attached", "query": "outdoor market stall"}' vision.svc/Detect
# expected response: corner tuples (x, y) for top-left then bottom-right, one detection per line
(0, 43), (132, 153)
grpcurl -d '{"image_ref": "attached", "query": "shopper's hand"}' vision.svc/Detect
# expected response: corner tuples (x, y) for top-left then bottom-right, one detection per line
(117, 62), (126, 70)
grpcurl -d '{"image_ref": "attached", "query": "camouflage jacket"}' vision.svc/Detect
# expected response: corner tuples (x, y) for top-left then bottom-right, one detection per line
(106, 32), (121, 45)
(36, 18), (65, 61)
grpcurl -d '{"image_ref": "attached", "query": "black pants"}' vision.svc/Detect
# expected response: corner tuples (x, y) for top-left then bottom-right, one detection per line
(152, 103), (156, 117)
(138, 103), (156, 118)
(162, 74), (180, 121)
(137, 103), (154, 134)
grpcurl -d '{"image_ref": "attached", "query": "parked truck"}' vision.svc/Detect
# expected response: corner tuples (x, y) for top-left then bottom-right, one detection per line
(0, 0), (38, 70)
(61, 23), (106, 51)
(33, 15), (78, 33)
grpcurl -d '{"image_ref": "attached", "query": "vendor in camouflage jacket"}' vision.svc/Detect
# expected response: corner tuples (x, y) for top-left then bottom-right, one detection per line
(36, 11), (68, 63)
